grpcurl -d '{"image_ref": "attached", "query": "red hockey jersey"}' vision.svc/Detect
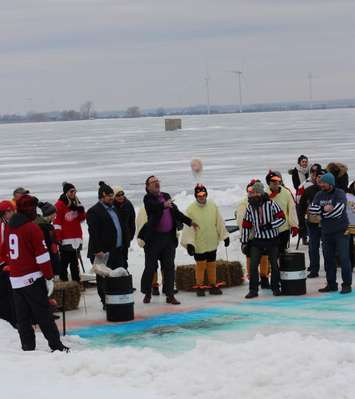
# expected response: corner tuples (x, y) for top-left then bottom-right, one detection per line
(3, 214), (53, 287)
(53, 197), (86, 247)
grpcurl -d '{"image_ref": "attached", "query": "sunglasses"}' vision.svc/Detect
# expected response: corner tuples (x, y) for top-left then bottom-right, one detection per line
(116, 192), (125, 197)
(68, 189), (77, 194)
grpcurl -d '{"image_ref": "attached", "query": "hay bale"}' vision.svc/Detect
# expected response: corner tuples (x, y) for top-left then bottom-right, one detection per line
(51, 281), (81, 311)
(176, 260), (244, 291)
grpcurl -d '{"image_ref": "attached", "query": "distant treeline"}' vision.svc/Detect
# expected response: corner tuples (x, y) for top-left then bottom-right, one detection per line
(1, 100), (355, 124)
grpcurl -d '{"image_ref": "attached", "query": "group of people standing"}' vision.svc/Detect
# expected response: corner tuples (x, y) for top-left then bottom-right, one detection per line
(0, 155), (354, 352)
(237, 155), (354, 299)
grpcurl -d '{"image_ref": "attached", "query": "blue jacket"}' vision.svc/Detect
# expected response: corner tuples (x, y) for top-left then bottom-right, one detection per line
(309, 188), (349, 234)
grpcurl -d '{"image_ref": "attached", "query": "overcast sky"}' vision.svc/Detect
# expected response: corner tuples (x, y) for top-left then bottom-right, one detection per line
(1, 0), (355, 113)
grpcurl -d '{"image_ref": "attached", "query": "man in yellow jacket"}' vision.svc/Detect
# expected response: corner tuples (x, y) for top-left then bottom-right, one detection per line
(236, 179), (270, 288)
(265, 171), (299, 253)
(181, 184), (230, 296)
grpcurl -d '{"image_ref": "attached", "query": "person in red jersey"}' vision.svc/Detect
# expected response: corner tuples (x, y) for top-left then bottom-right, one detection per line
(4, 195), (68, 352)
(54, 182), (86, 282)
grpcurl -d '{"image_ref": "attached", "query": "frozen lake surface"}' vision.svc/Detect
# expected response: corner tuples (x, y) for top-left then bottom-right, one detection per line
(1, 109), (355, 399)
(0, 108), (354, 218)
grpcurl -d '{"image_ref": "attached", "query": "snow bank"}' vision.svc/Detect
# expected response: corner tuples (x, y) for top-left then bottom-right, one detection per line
(1, 320), (355, 399)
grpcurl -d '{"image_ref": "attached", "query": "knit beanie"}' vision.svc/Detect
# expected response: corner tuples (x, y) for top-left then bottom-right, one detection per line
(62, 181), (75, 194)
(320, 172), (335, 187)
(0, 200), (15, 213)
(16, 195), (38, 220)
(113, 186), (125, 197)
(98, 181), (114, 199)
(38, 201), (56, 217)
(194, 183), (208, 198)
(248, 181), (265, 195)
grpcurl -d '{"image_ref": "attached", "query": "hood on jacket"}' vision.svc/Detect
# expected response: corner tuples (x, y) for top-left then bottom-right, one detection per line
(8, 213), (31, 229)
(327, 162), (348, 178)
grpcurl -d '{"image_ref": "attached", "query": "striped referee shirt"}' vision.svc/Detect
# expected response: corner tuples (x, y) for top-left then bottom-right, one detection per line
(241, 199), (286, 244)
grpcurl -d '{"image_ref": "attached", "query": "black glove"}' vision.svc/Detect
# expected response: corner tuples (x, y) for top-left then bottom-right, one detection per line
(187, 244), (195, 256)
(224, 237), (230, 247)
(241, 243), (250, 256)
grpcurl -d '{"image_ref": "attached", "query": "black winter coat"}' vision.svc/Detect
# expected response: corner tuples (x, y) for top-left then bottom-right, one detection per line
(86, 202), (130, 259)
(115, 199), (136, 242)
(299, 184), (321, 233)
(138, 192), (192, 247)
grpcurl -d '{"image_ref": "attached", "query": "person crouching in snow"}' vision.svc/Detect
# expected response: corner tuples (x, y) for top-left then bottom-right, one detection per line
(181, 184), (230, 297)
(241, 182), (286, 299)
(3, 195), (68, 352)
(236, 180), (271, 289)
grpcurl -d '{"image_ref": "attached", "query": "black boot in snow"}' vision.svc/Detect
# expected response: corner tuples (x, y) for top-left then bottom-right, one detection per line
(52, 344), (70, 353)
(319, 285), (338, 293)
(209, 286), (223, 295)
(245, 291), (258, 299)
(340, 285), (352, 294)
(260, 277), (271, 289)
(196, 287), (206, 297)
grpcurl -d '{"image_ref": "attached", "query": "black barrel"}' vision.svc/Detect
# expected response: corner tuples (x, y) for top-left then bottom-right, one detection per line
(279, 252), (306, 295)
(104, 275), (134, 322)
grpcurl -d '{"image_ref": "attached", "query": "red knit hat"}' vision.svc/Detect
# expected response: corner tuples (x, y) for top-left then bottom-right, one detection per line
(0, 200), (15, 213)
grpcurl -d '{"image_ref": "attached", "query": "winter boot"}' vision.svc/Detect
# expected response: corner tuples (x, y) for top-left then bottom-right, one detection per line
(196, 287), (206, 297)
(340, 285), (352, 294)
(209, 286), (223, 295)
(245, 291), (258, 299)
(143, 294), (151, 304)
(319, 285), (338, 293)
(273, 288), (282, 296)
(52, 344), (70, 353)
(152, 286), (160, 296)
(260, 277), (271, 289)
(166, 296), (181, 305)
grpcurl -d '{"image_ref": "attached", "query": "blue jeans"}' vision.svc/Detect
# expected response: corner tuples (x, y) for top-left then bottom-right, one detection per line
(308, 222), (322, 274)
(322, 230), (352, 288)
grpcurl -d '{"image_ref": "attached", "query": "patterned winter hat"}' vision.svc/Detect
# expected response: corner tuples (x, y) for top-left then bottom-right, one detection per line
(194, 184), (208, 198)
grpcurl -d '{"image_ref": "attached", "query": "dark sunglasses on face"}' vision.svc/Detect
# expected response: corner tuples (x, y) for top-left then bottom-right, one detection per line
(116, 192), (125, 197)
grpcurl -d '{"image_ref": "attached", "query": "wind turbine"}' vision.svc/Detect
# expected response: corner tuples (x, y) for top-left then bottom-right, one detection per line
(308, 72), (313, 109)
(204, 63), (211, 115)
(228, 70), (243, 113)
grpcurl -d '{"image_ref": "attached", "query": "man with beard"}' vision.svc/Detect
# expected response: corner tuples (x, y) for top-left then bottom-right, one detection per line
(241, 181), (286, 299)
(309, 173), (352, 294)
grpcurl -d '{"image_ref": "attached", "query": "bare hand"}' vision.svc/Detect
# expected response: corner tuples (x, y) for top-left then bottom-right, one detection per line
(164, 199), (174, 208)
(324, 205), (334, 213)
(191, 222), (199, 230)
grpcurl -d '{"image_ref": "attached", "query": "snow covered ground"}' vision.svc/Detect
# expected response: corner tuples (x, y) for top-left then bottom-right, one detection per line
(1, 109), (355, 398)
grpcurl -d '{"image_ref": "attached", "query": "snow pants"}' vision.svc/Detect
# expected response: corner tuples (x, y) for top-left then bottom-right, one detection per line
(12, 278), (63, 351)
